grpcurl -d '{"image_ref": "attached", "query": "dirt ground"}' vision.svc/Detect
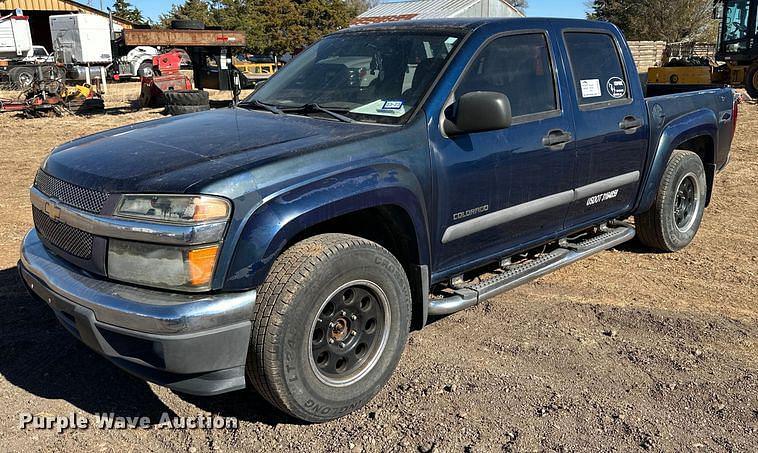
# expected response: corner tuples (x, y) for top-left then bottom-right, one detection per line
(0, 84), (755, 452)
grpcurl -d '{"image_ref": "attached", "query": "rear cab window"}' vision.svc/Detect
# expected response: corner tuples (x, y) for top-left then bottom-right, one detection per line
(564, 32), (630, 108)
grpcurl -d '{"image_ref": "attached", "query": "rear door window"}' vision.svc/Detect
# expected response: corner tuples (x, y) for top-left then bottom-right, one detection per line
(564, 32), (630, 106)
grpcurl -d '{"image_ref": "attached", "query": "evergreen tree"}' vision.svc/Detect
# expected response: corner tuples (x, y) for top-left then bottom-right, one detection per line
(217, 0), (351, 56)
(158, 0), (221, 28)
(112, 0), (146, 24)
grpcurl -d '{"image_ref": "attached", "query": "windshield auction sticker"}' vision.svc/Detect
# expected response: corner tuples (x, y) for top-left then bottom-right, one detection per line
(580, 79), (602, 98)
(18, 412), (238, 434)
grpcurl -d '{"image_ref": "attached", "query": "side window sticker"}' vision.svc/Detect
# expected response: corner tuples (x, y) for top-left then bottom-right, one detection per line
(607, 77), (627, 98)
(580, 79), (602, 98)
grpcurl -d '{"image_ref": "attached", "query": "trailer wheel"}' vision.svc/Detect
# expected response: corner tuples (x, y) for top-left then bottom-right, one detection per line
(9, 67), (34, 89)
(164, 104), (210, 116)
(170, 19), (205, 30)
(164, 89), (209, 107)
(636, 150), (707, 252)
(746, 64), (758, 99)
(248, 234), (411, 422)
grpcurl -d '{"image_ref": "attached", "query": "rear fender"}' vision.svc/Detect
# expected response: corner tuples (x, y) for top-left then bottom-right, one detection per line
(635, 109), (718, 214)
(223, 165), (431, 291)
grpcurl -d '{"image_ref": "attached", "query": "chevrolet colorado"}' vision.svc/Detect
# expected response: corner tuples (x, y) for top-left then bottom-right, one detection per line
(19, 18), (737, 422)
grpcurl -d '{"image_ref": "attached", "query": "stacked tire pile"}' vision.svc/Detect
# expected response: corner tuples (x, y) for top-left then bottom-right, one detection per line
(164, 89), (210, 115)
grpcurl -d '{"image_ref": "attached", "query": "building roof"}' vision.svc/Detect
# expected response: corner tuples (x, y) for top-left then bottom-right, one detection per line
(352, 0), (524, 26)
(0, 0), (137, 26)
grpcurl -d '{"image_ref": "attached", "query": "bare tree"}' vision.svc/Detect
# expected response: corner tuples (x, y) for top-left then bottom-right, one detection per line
(588, 0), (717, 42)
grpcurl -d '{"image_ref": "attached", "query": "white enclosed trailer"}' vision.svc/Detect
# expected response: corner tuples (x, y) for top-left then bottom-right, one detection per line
(49, 14), (112, 64)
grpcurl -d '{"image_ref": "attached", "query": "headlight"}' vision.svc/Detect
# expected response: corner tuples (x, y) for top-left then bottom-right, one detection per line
(108, 194), (231, 291)
(115, 195), (231, 224)
(108, 240), (220, 291)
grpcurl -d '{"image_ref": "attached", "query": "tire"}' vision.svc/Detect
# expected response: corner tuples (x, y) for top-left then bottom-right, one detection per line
(137, 61), (153, 78)
(636, 150), (707, 252)
(171, 19), (205, 30)
(746, 64), (758, 100)
(164, 89), (209, 107)
(9, 66), (34, 89)
(248, 234), (412, 422)
(164, 104), (210, 115)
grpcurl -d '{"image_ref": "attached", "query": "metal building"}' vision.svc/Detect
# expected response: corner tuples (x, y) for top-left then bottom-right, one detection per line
(0, 0), (136, 51)
(351, 0), (524, 26)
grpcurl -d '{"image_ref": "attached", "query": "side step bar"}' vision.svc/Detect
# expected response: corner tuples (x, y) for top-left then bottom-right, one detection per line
(428, 225), (636, 316)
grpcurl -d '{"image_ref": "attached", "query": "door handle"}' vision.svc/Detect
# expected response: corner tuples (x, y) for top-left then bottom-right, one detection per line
(542, 129), (572, 150)
(619, 116), (643, 131)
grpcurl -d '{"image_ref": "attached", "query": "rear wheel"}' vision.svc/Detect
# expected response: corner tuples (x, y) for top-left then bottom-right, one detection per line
(636, 150), (707, 252)
(9, 67), (34, 89)
(746, 64), (758, 99)
(248, 234), (411, 422)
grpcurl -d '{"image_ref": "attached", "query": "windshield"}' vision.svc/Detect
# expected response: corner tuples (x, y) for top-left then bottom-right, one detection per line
(723, 0), (754, 52)
(246, 31), (463, 124)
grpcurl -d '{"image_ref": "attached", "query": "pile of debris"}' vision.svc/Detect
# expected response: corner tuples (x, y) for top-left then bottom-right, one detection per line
(0, 66), (103, 118)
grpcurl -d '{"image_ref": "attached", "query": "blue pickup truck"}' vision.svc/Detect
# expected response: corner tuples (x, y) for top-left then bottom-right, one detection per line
(19, 18), (737, 422)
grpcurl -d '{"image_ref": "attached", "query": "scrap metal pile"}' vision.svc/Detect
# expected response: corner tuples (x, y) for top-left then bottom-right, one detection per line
(0, 66), (104, 117)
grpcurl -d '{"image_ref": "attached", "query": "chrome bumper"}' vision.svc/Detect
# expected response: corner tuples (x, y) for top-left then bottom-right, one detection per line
(19, 229), (255, 335)
(19, 229), (257, 395)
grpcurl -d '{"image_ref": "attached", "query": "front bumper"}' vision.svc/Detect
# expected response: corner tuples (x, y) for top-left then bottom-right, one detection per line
(19, 229), (256, 395)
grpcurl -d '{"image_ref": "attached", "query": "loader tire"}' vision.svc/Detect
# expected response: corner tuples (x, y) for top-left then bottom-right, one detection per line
(746, 64), (758, 100)
(164, 89), (209, 107)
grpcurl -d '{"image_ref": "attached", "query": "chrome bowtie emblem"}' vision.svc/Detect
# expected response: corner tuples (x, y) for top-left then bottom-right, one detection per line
(44, 201), (62, 221)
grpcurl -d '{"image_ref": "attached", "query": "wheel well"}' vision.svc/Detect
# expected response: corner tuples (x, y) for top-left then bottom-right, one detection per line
(290, 205), (427, 329)
(676, 134), (716, 204)
(677, 135), (714, 165)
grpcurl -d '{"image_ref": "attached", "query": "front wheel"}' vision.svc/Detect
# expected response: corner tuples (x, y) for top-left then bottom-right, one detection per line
(248, 234), (411, 422)
(636, 150), (707, 251)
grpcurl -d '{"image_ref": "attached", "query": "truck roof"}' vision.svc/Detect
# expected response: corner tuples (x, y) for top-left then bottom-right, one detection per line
(338, 17), (614, 34)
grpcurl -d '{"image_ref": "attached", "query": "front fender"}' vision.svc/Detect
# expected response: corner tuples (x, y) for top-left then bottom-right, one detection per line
(635, 108), (717, 214)
(223, 165), (431, 291)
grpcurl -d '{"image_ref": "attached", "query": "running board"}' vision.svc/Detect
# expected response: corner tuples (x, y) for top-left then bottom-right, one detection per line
(427, 225), (636, 316)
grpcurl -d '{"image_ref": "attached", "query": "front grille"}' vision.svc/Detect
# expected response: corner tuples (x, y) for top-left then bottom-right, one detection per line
(32, 206), (93, 259)
(34, 170), (109, 214)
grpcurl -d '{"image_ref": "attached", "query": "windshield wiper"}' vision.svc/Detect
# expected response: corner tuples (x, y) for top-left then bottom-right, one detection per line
(285, 103), (354, 123)
(239, 99), (283, 115)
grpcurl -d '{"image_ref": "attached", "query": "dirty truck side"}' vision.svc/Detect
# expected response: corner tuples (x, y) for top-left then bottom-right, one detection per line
(19, 18), (737, 422)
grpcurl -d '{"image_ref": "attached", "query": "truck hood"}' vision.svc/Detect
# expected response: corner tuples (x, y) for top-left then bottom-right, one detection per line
(42, 108), (382, 194)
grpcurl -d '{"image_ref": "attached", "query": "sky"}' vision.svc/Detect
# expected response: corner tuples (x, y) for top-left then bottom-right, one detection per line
(99, 0), (590, 22)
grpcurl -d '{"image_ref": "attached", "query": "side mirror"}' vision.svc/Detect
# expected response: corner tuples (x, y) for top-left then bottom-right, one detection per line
(443, 91), (512, 136)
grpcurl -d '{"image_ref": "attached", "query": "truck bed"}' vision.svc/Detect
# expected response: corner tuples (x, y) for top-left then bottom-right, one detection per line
(645, 87), (736, 172)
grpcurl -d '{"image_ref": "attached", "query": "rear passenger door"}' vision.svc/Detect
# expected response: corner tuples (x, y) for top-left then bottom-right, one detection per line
(561, 30), (648, 227)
